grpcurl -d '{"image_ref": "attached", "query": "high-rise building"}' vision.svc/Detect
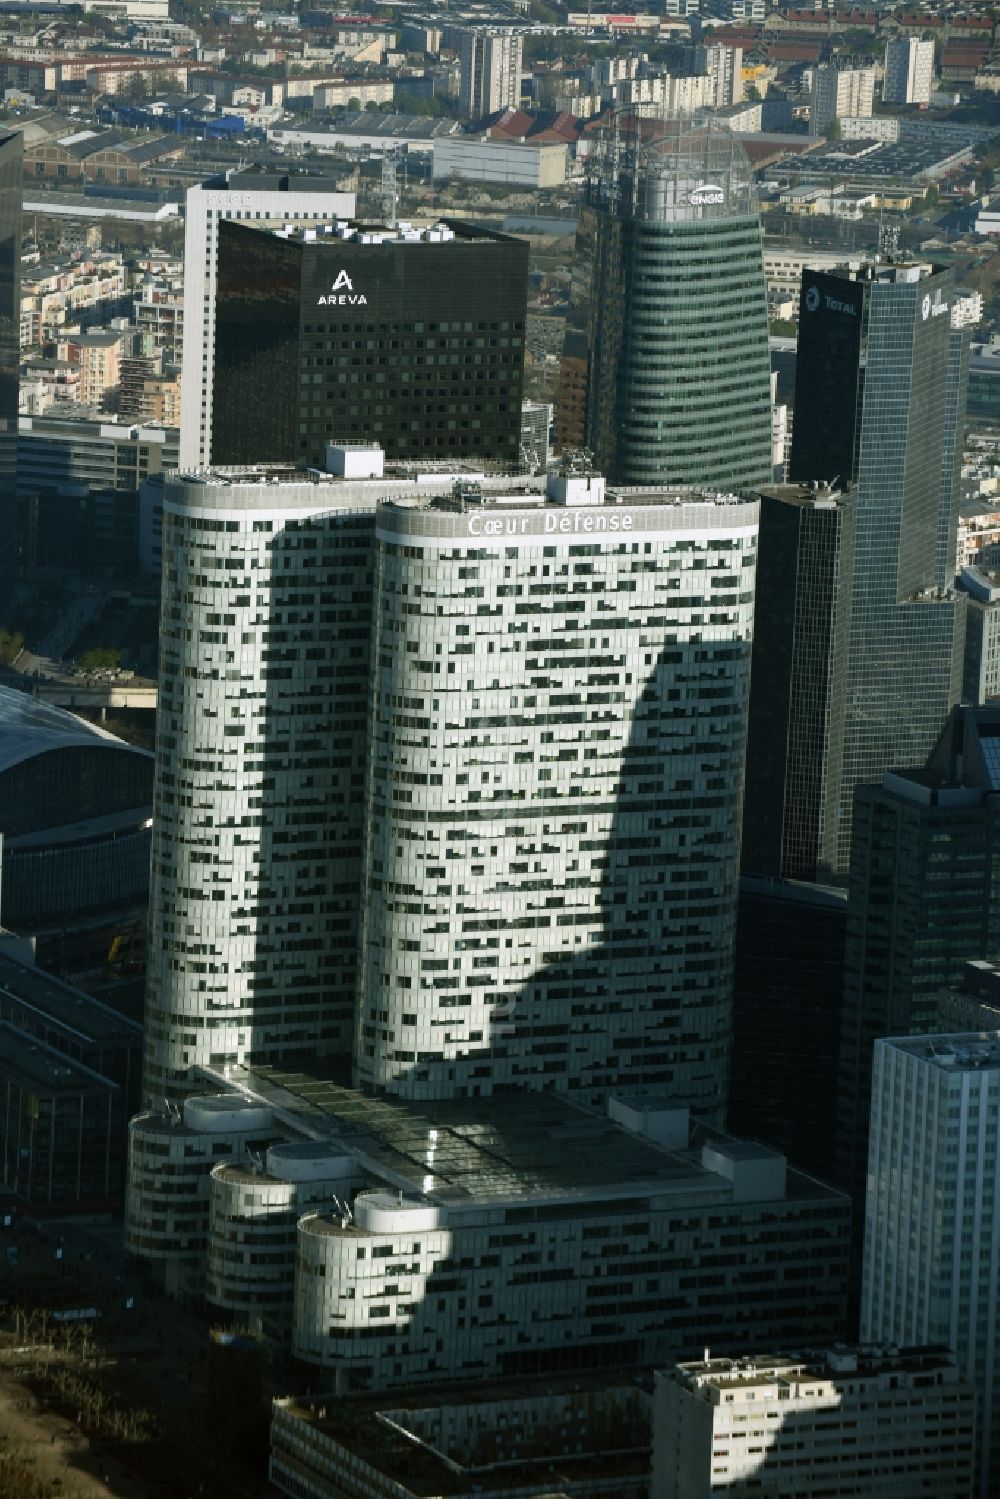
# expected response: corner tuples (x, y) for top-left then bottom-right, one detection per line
(585, 117), (772, 492)
(655, 1347), (977, 1499)
(959, 565), (1000, 703)
(457, 27), (522, 118)
(0, 131), (21, 584)
(864, 1033), (1000, 1497)
(729, 877), (847, 1184)
(790, 263), (968, 875)
(698, 43), (744, 108)
(883, 37), (935, 106)
(211, 218), (527, 471)
(142, 458), (550, 1106)
(178, 169), (355, 471)
(354, 473), (758, 1120)
(741, 483), (854, 884)
(809, 65), (875, 135)
(836, 705), (1000, 1218)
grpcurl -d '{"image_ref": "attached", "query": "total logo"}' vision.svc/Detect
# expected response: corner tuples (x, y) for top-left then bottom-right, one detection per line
(922, 293), (949, 321)
(317, 269), (368, 307)
(688, 182), (725, 207)
(805, 286), (821, 313)
(805, 285), (856, 317)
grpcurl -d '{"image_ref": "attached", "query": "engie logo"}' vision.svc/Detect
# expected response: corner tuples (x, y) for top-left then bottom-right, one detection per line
(317, 269), (367, 307)
(805, 286), (821, 313)
(688, 183), (725, 206)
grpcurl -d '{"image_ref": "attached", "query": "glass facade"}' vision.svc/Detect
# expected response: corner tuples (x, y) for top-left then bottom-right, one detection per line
(791, 266), (968, 876)
(212, 220), (527, 471)
(0, 132), (20, 583)
(585, 119), (773, 491)
(742, 487), (855, 884)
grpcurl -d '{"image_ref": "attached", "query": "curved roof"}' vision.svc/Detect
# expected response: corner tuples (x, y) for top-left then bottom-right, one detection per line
(0, 684), (151, 778)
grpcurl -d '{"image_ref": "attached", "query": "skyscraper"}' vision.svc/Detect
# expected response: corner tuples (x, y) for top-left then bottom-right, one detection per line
(0, 131), (21, 585)
(883, 37), (935, 105)
(585, 116), (773, 492)
(864, 1033), (1000, 1497)
(457, 27), (522, 118)
(142, 459), (551, 1105)
(791, 263), (968, 875)
(741, 482), (854, 883)
(178, 169), (355, 471)
(836, 705), (1000, 1214)
(354, 473), (759, 1120)
(211, 218), (527, 470)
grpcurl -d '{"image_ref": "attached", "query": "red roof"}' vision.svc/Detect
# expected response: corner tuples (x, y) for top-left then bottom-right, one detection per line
(769, 39), (825, 60)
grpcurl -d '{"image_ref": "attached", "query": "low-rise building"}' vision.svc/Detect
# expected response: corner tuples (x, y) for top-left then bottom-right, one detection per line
(270, 1374), (651, 1498)
(432, 136), (567, 187)
(654, 1346), (976, 1498)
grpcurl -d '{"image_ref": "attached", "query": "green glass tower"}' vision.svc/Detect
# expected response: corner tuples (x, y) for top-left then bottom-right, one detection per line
(585, 115), (772, 491)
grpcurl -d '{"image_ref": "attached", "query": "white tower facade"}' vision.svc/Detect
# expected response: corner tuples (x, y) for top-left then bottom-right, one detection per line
(354, 477), (758, 1119)
(178, 173), (354, 471)
(863, 1033), (1000, 1498)
(884, 37), (935, 105)
(458, 27), (523, 118)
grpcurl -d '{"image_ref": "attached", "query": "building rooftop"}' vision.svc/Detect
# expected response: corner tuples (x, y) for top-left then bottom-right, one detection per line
(0, 684), (144, 778)
(192, 1061), (843, 1216)
(273, 1368), (651, 1496)
(0, 949), (142, 1046)
(883, 1033), (1000, 1073)
(670, 1345), (964, 1401)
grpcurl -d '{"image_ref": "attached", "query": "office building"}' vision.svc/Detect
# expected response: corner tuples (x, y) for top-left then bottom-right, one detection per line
(884, 37), (935, 106)
(729, 877), (847, 1184)
(271, 1375), (651, 1499)
(142, 459), (550, 1105)
(790, 263), (968, 876)
(457, 27), (522, 119)
(519, 398), (551, 469)
(836, 706), (1000, 1216)
(0, 131), (20, 584)
(864, 1034), (1000, 1497)
(354, 475), (758, 1120)
(585, 116), (772, 492)
(809, 65), (875, 135)
(177, 169), (355, 471)
(742, 483), (854, 884)
(960, 565), (1000, 703)
(211, 218), (527, 471)
(655, 1347), (976, 1499)
(17, 413), (177, 573)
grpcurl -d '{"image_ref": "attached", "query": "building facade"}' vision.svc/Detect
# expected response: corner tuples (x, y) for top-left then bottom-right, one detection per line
(585, 116), (773, 492)
(790, 264), (968, 876)
(211, 218), (527, 471)
(836, 707), (1000, 1218)
(863, 1035), (1000, 1497)
(177, 169), (355, 471)
(809, 65), (876, 134)
(142, 462), (550, 1105)
(354, 475), (758, 1120)
(655, 1347), (976, 1498)
(741, 483), (854, 884)
(884, 37), (935, 105)
(0, 131), (20, 584)
(960, 565), (1000, 703)
(457, 27), (522, 118)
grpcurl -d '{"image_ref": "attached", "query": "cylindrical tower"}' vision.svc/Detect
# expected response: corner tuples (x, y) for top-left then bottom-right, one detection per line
(141, 471), (377, 1104)
(585, 114), (773, 491)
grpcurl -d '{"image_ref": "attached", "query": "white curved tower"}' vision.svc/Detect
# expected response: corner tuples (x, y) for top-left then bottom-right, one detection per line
(142, 470), (377, 1103)
(354, 475), (759, 1120)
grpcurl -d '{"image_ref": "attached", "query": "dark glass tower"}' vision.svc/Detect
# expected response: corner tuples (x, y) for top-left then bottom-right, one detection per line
(0, 132), (21, 585)
(211, 219), (527, 469)
(791, 263), (968, 876)
(585, 115), (773, 491)
(742, 482), (855, 884)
